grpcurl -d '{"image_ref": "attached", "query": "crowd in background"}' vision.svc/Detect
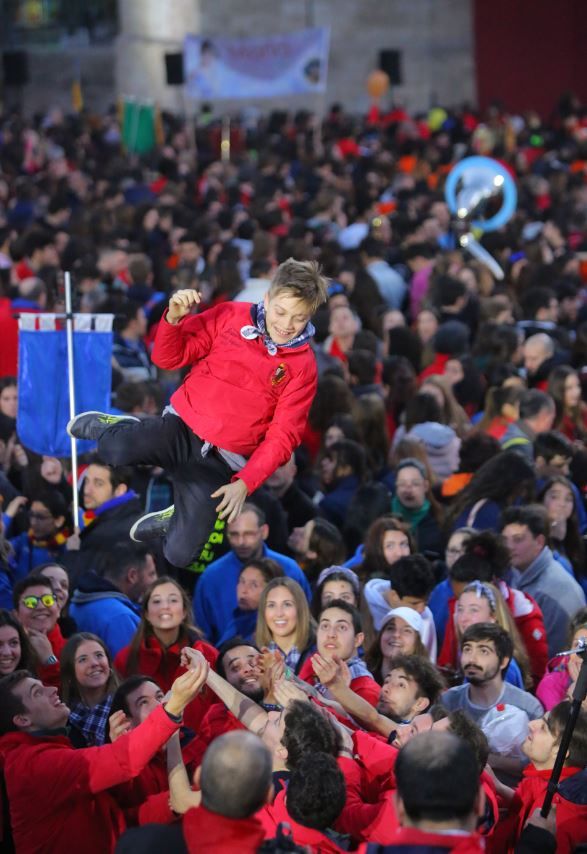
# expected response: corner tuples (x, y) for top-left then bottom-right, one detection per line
(1, 93), (587, 852)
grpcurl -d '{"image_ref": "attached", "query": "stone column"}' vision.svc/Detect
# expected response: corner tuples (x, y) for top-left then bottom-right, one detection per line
(115, 0), (202, 109)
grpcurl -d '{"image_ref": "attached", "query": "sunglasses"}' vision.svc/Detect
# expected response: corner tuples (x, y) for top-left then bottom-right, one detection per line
(20, 594), (56, 609)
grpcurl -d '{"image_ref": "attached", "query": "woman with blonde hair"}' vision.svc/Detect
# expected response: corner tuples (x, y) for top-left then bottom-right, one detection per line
(60, 632), (119, 746)
(454, 580), (532, 689)
(256, 577), (315, 675)
(114, 575), (218, 731)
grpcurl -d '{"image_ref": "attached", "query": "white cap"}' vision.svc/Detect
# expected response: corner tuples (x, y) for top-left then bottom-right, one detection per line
(381, 607), (424, 636)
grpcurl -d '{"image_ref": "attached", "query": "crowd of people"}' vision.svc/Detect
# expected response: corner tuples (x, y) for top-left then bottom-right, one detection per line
(1, 92), (587, 852)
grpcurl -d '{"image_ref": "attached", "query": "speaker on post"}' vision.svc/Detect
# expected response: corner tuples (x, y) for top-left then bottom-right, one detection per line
(2, 51), (29, 86)
(165, 52), (185, 86)
(378, 50), (402, 86)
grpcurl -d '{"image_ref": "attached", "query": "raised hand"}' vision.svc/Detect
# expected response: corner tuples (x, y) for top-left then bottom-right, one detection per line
(258, 648), (285, 688)
(180, 646), (207, 671)
(167, 288), (202, 324)
(311, 652), (340, 687)
(4, 495), (27, 519)
(166, 660), (209, 717)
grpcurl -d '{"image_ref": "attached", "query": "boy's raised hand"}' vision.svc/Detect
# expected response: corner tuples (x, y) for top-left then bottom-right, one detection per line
(167, 289), (201, 324)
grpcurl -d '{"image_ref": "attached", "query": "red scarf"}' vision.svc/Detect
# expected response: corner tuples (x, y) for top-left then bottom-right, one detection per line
(28, 528), (70, 551)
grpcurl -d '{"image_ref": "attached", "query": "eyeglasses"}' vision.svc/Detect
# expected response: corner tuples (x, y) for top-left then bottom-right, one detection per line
(20, 594), (56, 609)
(28, 512), (53, 521)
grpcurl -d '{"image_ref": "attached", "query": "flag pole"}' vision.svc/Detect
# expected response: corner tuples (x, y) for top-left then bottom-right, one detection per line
(221, 115), (231, 162)
(64, 271), (80, 534)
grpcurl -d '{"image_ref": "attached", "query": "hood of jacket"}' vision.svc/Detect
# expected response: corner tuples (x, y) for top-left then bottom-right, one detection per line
(71, 572), (134, 607)
(410, 421), (457, 449)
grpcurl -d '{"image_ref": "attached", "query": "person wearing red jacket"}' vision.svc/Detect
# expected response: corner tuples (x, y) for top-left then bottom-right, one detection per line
(0, 663), (207, 854)
(114, 576), (218, 732)
(492, 701), (587, 854)
(68, 258), (327, 569)
(116, 730), (273, 853)
(258, 753), (348, 852)
(298, 600), (381, 707)
(358, 730), (486, 852)
(186, 638), (267, 767)
(355, 709), (500, 846)
(14, 575), (66, 689)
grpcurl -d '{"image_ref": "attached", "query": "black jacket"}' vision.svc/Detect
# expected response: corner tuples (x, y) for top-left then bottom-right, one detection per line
(61, 495), (144, 585)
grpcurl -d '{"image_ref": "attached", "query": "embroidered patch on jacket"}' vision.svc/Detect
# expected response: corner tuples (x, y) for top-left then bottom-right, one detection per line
(271, 363), (287, 386)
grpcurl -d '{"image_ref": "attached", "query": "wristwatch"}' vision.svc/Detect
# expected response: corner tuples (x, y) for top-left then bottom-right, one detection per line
(45, 654), (58, 666)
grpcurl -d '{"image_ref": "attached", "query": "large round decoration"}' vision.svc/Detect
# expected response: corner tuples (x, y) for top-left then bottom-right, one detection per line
(444, 156), (517, 233)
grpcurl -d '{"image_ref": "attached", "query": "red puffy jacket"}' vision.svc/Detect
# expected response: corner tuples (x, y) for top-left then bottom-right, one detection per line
(258, 788), (346, 852)
(183, 804), (265, 853)
(494, 764), (587, 854)
(186, 702), (246, 769)
(152, 303), (318, 494)
(0, 703), (179, 854)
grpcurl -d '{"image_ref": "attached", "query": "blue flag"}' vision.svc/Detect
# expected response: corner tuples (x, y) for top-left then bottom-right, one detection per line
(17, 314), (113, 457)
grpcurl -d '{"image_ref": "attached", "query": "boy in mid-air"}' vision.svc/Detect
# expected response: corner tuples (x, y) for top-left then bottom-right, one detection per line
(68, 258), (327, 567)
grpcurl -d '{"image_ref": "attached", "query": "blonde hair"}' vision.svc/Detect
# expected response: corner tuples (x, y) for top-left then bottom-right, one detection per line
(256, 577), (313, 651)
(268, 258), (328, 313)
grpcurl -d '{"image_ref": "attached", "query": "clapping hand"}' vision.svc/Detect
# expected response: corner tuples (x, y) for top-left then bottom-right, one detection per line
(311, 653), (350, 688)
(257, 648), (285, 694)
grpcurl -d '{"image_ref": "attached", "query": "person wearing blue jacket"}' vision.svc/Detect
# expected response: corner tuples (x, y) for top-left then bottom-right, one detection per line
(195, 503), (310, 645)
(69, 544), (156, 657)
(5, 490), (69, 583)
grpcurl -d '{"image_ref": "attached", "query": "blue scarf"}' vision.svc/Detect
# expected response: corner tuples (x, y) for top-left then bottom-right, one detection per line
(80, 490), (138, 529)
(240, 302), (315, 356)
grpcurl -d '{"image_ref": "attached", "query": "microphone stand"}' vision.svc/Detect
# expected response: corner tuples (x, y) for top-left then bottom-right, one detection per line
(541, 638), (587, 817)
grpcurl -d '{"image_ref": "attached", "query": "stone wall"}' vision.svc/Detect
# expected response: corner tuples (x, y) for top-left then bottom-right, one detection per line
(2, 1), (476, 117)
(2, 45), (115, 115)
(115, 0), (475, 115)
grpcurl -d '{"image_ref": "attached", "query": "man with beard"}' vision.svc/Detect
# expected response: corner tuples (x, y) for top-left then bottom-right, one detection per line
(442, 624), (543, 722)
(186, 637), (270, 766)
(311, 652), (444, 738)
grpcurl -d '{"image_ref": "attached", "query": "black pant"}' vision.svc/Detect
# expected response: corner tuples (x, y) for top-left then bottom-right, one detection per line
(98, 414), (233, 567)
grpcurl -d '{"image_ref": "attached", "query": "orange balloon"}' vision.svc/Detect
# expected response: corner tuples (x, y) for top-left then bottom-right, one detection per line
(366, 70), (390, 99)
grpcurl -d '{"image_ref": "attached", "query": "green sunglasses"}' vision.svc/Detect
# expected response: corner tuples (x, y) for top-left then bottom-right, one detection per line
(20, 594), (57, 609)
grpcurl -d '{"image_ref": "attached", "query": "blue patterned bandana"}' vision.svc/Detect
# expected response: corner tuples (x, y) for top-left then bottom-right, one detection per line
(240, 301), (315, 356)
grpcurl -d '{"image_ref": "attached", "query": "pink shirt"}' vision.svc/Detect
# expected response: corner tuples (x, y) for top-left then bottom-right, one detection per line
(536, 667), (570, 710)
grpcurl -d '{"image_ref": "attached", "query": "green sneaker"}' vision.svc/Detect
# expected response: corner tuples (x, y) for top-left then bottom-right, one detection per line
(66, 411), (140, 441)
(130, 505), (175, 543)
